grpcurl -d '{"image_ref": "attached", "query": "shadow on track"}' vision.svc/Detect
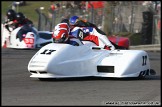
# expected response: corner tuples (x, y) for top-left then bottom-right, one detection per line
(30, 75), (160, 82)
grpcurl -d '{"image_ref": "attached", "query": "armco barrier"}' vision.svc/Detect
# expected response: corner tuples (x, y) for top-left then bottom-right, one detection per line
(130, 44), (161, 51)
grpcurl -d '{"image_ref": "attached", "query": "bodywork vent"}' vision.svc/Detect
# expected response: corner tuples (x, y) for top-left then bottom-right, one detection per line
(29, 71), (47, 74)
(97, 66), (114, 73)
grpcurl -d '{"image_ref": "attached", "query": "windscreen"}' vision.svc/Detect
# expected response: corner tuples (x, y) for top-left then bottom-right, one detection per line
(16, 24), (37, 41)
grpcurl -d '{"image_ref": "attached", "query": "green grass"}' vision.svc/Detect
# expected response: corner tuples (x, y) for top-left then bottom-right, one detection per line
(1, 1), (53, 25)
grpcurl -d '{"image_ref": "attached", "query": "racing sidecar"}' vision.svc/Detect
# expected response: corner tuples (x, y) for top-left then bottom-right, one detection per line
(1, 24), (53, 49)
(27, 41), (155, 80)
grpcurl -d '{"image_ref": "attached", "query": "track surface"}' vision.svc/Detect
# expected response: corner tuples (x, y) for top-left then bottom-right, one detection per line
(1, 48), (161, 106)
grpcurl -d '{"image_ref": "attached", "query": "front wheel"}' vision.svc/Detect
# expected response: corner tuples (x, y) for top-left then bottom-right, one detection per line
(38, 78), (48, 81)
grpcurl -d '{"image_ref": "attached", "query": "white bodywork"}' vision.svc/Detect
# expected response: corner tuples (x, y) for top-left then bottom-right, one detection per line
(28, 41), (152, 79)
(1, 24), (53, 49)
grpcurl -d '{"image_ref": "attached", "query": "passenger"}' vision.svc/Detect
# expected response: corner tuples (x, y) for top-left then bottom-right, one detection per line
(69, 16), (115, 50)
(52, 23), (83, 46)
(3, 9), (17, 32)
(69, 16), (106, 34)
(15, 12), (33, 28)
(4, 10), (33, 32)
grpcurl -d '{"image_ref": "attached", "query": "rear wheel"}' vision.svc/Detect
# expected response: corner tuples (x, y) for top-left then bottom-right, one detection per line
(150, 69), (156, 75)
(138, 71), (147, 79)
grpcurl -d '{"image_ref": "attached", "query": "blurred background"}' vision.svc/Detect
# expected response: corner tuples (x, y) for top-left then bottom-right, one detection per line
(1, 1), (161, 46)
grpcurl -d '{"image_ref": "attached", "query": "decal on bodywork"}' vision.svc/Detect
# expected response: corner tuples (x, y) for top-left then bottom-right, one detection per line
(40, 49), (56, 55)
(142, 55), (147, 66)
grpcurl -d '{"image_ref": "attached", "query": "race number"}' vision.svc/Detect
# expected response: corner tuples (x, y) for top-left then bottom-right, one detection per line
(78, 29), (84, 39)
(40, 49), (56, 55)
(24, 38), (34, 44)
(142, 55), (147, 66)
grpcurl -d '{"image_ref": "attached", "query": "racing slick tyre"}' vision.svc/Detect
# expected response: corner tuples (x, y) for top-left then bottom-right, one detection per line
(139, 69), (156, 79)
(149, 69), (156, 75)
(138, 70), (147, 79)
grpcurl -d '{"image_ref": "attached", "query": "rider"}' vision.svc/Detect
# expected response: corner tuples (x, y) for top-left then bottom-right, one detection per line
(69, 16), (106, 35)
(69, 16), (115, 50)
(15, 12), (33, 28)
(3, 9), (17, 32)
(52, 22), (83, 46)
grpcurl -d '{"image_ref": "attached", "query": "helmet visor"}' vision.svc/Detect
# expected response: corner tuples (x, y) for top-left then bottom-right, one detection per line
(54, 38), (65, 43)
(53, 33), (66, 43)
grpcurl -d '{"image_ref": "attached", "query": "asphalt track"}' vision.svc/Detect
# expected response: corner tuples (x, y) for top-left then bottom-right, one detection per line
(1, 48), (161, 106)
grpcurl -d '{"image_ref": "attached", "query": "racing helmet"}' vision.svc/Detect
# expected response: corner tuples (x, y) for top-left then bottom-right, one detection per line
(16, 12), (25, 22)
(6, 9), (16, 21)
(69, 16), (79, 25)
(53, 23), (70, 43)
